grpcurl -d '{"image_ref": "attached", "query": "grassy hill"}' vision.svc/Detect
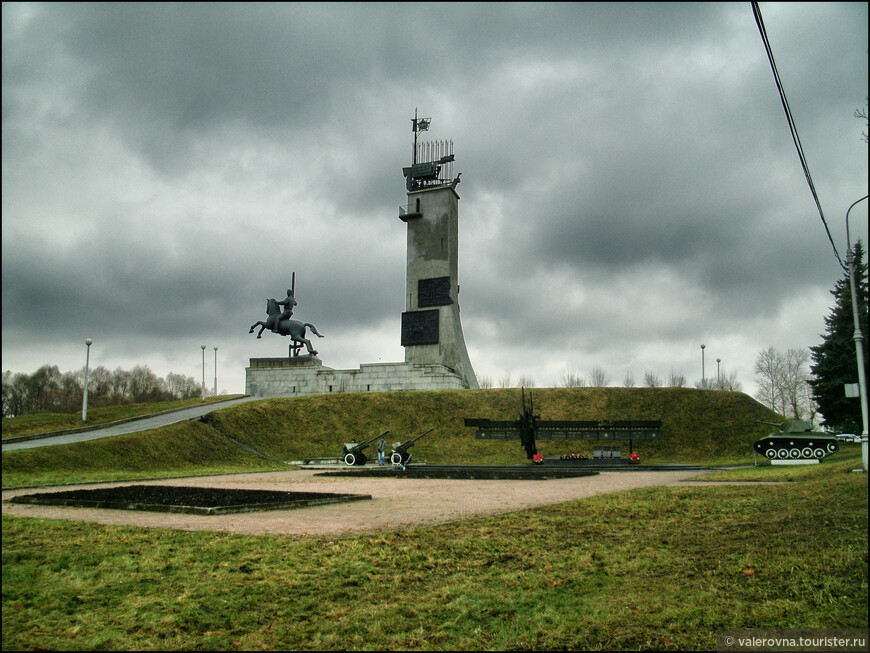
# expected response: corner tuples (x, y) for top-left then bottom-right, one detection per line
(3, 387), (785, 487)
(201, 387), (784, 465)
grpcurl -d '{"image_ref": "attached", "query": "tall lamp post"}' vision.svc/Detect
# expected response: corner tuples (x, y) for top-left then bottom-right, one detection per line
(82, 338), (93, 421)
(201, 345), (206, 401)
(213, 346), (218, 396)
(716, 358), (721, 389)
(700, 344), (706, 389)
(845, 195), (868, 472)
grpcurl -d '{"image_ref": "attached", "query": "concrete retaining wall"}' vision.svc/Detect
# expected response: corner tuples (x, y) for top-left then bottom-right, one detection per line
(245, 359), (469, 398)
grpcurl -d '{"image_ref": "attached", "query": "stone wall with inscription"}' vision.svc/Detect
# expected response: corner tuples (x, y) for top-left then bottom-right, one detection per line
(402, 184), (478, 389)
(245, 359), (468, 398)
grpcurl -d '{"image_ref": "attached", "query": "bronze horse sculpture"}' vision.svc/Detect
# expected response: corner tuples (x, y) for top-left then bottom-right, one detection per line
(249, 298), (324, 356)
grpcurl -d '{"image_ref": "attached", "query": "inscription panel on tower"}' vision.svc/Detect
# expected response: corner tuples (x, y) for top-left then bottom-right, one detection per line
(418, 277), (453, 308)
(401, 310), (440, 346)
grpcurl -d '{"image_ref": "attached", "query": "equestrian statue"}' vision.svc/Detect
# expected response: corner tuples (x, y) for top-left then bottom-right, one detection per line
(248, 272), (324, 358)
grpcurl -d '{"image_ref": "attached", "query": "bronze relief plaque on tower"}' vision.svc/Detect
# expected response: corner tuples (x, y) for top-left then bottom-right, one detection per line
(401, 310), (440, 346)
(418, 277), (453, 308)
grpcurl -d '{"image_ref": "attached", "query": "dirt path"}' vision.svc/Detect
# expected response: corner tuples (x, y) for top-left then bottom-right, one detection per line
(2, 469), (714, 539)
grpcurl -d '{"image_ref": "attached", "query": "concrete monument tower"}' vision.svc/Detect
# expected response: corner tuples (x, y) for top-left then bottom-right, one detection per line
(400, 111), (478, 389)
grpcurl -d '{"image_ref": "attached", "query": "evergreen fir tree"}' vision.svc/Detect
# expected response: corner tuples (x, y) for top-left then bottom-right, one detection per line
(809, 241), (869, 433)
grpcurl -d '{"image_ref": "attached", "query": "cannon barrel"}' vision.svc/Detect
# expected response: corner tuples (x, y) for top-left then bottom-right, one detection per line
(389, 427), (435, 466)
(393, 427), (435, 452)
(347, 430), (390, 453)
(343, 430), (390, 466)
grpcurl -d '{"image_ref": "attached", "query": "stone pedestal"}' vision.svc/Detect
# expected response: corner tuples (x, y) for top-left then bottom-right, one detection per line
(245, 359), (469, 398)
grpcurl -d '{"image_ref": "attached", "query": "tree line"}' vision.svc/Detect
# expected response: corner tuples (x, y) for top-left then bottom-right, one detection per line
(478, 367), (742, 391)
(2, 364), (209, 418)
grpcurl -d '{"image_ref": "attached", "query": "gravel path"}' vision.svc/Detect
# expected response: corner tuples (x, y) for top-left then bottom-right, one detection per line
(3, 468), (714, 539)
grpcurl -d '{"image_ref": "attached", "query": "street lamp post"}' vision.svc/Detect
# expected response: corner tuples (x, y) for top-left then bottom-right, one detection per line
(700, 344), (706, 389)
(213, 346), (218, 396)
(716, 358), (721, 389)
(82, 338), (92, 421)
(201, 345), (206, 401)
(845, 195), (868, 472)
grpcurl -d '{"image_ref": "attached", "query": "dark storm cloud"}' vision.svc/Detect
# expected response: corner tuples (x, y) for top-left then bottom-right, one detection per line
(2, 2), (867, 394)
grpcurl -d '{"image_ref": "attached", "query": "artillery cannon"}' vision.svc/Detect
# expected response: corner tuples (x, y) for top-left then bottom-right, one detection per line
(753, 420), (839, 463)
(390, 427), (435, 466)
(343, 430), (390, 466)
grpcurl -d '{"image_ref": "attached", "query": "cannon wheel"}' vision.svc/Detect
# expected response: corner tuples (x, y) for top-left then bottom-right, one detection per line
(344, 452), (357, 466)
(390, 452), (404, 465)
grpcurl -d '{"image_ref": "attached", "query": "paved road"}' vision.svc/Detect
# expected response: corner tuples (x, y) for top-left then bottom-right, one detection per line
(2, 397), (261, 452)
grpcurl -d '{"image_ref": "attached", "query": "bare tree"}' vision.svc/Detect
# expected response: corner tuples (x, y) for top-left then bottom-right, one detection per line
(477, 376), (493, 389)
(128, 365), (166, 403)
(88, 365), (114, 400)
(560, 370), (587, 387)
(714, 369), (743, 392)
(57, 370), (83, 413)
(622, 370), (635, 387)
(754, 347), (784, 412)
(856, 95), (868, 143)
(1, 371), (27, 417)
(498, 371), (512, 388)
(111, 367), (132, 398)
(781, 348), (812, 419)
(589, 367), (609, 387)
(165, 372), (201, 400)
(667, 370), (686, 387)
(643, 371), (661, 387)
(517, 374), (536, 388)
(753, 347), (810, 417)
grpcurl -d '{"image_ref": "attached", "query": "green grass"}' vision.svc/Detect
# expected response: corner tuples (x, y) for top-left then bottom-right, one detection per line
(692, 444), (866, 481)
(201, 387), (783, 466)
(1, 395), (245, 440)
(3, 458), (866, 651)
(3, 387), (781, 489)
(2, 389), (865, 650)
(1, 421), (288, 489)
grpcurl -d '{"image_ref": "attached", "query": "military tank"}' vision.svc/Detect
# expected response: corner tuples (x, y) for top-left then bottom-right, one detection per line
(754, 420), (839, 462)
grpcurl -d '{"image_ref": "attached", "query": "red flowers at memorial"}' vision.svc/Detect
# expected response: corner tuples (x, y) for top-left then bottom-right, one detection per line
(629, 452), (641, 464)
(532, 454), (544, 464)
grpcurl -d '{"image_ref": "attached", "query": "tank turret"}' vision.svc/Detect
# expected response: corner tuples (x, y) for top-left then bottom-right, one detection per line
(757, 419), (813, 433)
(754, 419), (839, 462)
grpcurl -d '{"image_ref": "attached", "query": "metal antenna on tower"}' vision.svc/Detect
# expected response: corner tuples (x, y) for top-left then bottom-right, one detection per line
(412, 108), (430, 166)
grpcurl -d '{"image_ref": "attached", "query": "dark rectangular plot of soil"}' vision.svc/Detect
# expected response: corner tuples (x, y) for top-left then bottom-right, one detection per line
(9, 485), (372, 515)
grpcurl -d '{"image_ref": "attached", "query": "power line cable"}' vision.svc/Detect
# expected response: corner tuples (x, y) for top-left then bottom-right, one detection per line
(751, 2), (844, 269)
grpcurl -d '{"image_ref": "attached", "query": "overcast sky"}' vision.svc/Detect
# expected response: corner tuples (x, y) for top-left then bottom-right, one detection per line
(2, 2), (868, 398)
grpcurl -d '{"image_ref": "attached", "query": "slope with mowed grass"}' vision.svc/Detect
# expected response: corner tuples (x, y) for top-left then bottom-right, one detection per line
(202, 387), (783, 465)
(3, 387), (785, 488)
